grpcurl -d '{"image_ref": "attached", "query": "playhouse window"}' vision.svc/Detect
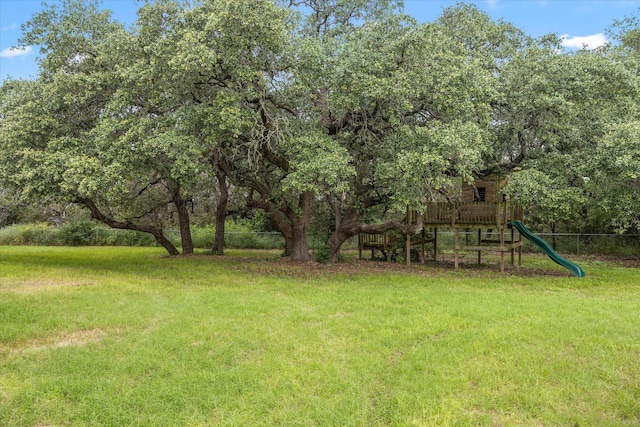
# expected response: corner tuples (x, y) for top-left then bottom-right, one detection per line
(475, 187), (486, 202)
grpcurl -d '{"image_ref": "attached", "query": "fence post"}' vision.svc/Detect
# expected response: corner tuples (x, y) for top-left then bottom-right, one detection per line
(577, 234), (580, 255)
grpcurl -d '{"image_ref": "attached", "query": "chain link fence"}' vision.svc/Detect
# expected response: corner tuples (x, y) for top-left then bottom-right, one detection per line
(399, 231), (640, 257)
(2, 223), (638, 257)
(215, 231), (640, 257)
(519, 233), (640, 257)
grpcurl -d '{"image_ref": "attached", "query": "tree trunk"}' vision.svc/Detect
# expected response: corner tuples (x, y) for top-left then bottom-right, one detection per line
(153, 231), (181, 256)
(249, 191), (313, 263)
(287, 222), (311, 262)
(176, 201), (194, 255)
(213, 170), (229, 256)
(77, 197), (180, 256)
(327, 230), (349, 263)
(287, 192), (313, 262)
(279, 214), (312, 262)
(169, 180), (194, 255)
(327, 211), (360, 263)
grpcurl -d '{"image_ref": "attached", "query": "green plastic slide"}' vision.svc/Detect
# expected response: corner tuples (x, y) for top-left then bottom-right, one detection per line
(508, 220), (585, 277)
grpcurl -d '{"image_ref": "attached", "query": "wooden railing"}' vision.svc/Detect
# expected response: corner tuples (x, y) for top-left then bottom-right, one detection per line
(358, 231), (398, 261)
(358, 232), (396, 251)
(458, 202), (497, 224)
(423, 202), (523, 227)
(422, 203), (457, 224)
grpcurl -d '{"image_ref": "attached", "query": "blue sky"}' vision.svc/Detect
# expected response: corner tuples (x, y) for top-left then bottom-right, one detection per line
(1, 0), (638, 83)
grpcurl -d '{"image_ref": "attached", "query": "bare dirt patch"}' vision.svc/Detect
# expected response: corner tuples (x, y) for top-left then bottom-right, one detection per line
(215, 251), (582, 279)
(52, 328), (106, 348)
(3, 328), (106, 355)
(586, 255), (640, 268)
(0, 279), (95, 294)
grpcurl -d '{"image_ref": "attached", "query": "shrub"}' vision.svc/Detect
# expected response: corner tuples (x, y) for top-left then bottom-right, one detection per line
(191, 226), (215, 249)
(314, 243), (330, 263)
(224, 231), (284, 250)
(59, 220), (97, 246)
(0, 223), (62, 246)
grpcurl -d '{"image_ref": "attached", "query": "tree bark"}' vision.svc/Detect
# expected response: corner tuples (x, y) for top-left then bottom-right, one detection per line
(287, 192), (313, 262)
(285, 221), (311, 262)
(327, 230), (350, 263)
(168, 180), (194, 255)
(77, 197), (180, 256)
(247, 190), (313, 262)
(274, 196), (313, 262)
(217, 141), (313, 261)
(327, 210), (360, 263)
(324, 184), (384, 263)
(213, 170), (229, 256)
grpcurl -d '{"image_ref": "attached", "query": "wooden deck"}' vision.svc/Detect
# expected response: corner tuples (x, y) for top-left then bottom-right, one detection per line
(423, 202), (524, 227)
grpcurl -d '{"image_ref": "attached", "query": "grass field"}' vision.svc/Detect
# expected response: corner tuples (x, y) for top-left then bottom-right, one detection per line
(1, 246), (639, 426)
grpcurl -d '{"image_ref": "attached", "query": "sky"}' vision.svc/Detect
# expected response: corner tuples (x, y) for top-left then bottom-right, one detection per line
(1, 0), (638, 83)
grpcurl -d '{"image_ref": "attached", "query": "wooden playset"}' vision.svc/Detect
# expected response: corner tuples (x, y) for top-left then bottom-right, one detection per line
(358, 174), (525, 272)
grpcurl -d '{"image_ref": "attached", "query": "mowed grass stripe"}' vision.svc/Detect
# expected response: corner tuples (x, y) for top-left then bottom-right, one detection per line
(1, 246), (639, 426)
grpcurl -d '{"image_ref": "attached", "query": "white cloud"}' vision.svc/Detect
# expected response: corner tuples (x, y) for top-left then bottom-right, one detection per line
(1, 23), (18, 31)
(0, 46), (33, 58)
(561, 33), (609, 50)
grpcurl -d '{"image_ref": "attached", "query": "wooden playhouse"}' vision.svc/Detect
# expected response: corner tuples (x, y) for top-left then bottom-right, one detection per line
(359, 173), (525, 272)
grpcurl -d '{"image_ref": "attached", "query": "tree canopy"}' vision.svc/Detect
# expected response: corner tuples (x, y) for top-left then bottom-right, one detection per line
(1, 0), (638, 260)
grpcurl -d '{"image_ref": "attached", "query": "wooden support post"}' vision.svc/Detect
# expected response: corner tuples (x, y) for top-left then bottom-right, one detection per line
(500, 228), (505, 273)
(518, 231), (522, 266)
(510, 228), (515, 266)
(477, 228), (482, 265)
(406, 233), (411, 266)
(454, 228), (460, 269)
(433, 228), (438, 261)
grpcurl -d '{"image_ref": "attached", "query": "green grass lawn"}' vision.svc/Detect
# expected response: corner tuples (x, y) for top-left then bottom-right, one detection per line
(1, 246), (639, 426)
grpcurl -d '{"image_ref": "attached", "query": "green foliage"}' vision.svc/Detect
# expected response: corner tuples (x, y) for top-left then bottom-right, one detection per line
(504, 168), (586, 230)
(224, 231), (284, 250)
(0, 222), (157, 247)
(1, 0), (639, 254)
(0, 223), (62, 246)
(608, 7), (640, 53)
(380, 121), (490, 210)
(280, 130), (355, 194)
(58, 219), (96, 246)
(0, 222), (285, 250)
(586, 121), (640, 233)
(314, 242), (330, 263)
